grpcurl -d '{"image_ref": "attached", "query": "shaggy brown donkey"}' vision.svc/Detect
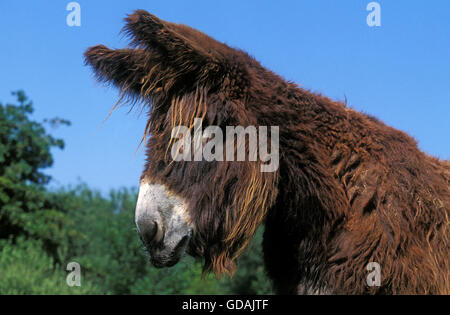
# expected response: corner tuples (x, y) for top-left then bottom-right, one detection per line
(85, 10), (449, 294)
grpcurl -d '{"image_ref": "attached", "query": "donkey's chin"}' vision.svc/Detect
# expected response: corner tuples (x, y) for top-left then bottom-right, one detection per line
(148, 234), (191, 268)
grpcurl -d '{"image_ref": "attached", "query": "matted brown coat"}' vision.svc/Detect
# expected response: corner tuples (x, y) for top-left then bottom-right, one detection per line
(85, 10), (449, 294)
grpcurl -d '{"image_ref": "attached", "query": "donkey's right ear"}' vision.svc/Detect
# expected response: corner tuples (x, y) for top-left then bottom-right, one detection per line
(122, 10), (223, 88)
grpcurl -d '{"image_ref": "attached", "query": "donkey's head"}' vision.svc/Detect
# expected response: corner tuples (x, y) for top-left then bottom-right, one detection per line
(85, 10), (279, 275)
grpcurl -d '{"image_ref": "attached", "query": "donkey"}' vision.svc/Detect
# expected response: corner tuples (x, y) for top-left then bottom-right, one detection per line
(85, 10), (449, 294)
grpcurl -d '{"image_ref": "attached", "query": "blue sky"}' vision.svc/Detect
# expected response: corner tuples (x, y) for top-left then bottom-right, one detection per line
(0, 1), (449, 192)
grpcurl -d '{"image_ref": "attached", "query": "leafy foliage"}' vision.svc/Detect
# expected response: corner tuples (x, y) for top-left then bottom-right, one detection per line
(0, 238), (100, 294)
(0, 91), (70, 248)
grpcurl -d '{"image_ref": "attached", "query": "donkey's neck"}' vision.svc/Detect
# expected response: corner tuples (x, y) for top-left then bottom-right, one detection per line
(248, 68), (356, 153)
(257, 82), (353, 228)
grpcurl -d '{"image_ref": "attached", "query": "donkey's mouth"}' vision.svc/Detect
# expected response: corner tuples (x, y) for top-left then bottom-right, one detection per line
(148, 234), (191, 268)
(135, 182), (193, 268)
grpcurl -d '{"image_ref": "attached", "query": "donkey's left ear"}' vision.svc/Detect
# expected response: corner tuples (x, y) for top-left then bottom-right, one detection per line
(84, 45), (151, 97)
(85, 10), (248, 99)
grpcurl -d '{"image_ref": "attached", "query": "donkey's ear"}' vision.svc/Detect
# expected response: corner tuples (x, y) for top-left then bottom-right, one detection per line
(85, 11), (245, 100)
(123, 10), (218, 64)
(121, 10), (226, 90)
(84, 45), (150, 97)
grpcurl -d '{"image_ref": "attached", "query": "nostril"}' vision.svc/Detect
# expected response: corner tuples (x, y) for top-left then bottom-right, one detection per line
(137, 219), (159, 246)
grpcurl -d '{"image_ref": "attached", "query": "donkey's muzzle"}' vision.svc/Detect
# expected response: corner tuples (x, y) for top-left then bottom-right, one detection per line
(135, 182), (192, 268)
(136, 217), (161, 247)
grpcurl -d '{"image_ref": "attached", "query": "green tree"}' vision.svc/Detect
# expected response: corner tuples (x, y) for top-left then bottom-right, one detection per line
(0, 91), (71, 256)
(0, 237), (100, 294)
